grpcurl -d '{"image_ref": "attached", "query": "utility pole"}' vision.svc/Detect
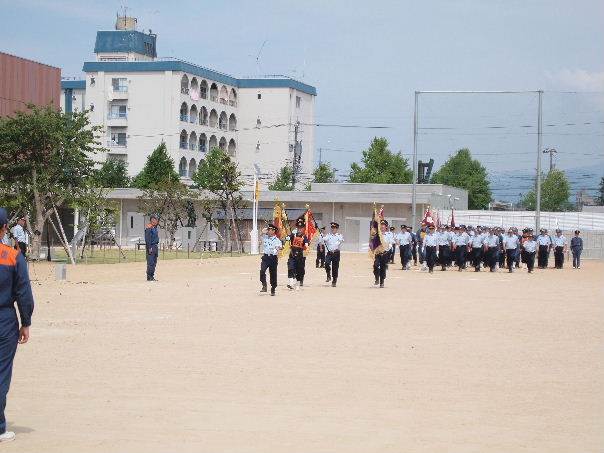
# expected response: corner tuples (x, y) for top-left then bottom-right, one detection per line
(292, 121), (301, 188)
(318, 148), (322, 166)
(535, 90), (543, 233)
(543, 147), (557, 172)
(411, 91), (419, 230)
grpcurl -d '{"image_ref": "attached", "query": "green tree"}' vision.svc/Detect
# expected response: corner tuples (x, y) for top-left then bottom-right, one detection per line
(93, 159), (130, 188)
(192, 147), (244, 251)
(431, 148), (492, 209)
(269, 166), (295, 191)
(0, 104), (102, 258)
(132, 142), (179, 189)
(598, 176), (604, 205)
(349, 137), (412, 184)
(521, 169), (572, 211)
(312, 162), (336, 183)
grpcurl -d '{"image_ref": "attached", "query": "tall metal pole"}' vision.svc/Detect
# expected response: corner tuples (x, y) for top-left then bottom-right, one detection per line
(411, 91), (419, 230)
(535, 90), (543, 232)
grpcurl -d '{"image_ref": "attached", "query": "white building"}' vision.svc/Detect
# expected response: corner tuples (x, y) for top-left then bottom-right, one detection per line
(60, 16), (316, 188)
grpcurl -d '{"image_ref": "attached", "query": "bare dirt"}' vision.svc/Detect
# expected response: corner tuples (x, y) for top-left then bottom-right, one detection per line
(4, 254), (604, 452)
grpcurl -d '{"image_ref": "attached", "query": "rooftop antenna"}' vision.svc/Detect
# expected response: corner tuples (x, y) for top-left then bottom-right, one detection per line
(255, 40), (267, 76)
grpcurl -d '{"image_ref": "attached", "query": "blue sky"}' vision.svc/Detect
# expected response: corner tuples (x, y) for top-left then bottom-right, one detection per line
(2, 0), (603, 199)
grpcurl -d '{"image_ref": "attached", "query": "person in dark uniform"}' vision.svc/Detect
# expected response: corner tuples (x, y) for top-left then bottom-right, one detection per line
(388, 226), (396, 264)
(315, 227), (326, 268)
(260, 224), (282, 296)
(0, 208), (34, 443)
(324, 222), (344, 287)
(408, 226), (418, 266)
(571, 230), (583, 269)
(536, 229), (552, 269)
(144, 215), (160, 281)
(287, 217), (309, 289)
(522, 232), (537, 273)
(552, 229), (567, 269)
(422, 225), (438, 273)
(374, 220), (394, 287)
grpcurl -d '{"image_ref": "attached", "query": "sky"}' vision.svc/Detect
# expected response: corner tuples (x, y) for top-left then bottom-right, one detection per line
(2, 0), (603, 200)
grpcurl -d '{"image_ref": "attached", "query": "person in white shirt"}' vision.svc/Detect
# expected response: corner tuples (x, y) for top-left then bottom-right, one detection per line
(374, 220), (394, 287)
(395, 224), (412, 270)
(12, 217), (29, 258)
(422, 225), (438, 273)
(552, 229), (567, 269)
(522, 232), (537, 273)
(503, 228), (520, 273)
(470, 227), (484, 272)
(324, 222), (344, 287)
(453, 225), (470, 271)
(482, 228), (500, 272)
(315, 227), (326, 268)
(536, 229), (552, 269)
(436, 225), (450, 271)
(259, 224), (283, 296)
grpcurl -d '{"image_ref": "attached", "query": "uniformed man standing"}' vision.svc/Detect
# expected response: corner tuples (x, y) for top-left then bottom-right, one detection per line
(315, 227), (326, 268)
(324, 222), (344, 287)
(374, 220), (394, 287)
(12, 217), (29, 259)
(571, 230), (583, 269)
(0, 208), (34, 443)
(552, 229), (567, 269)
(503, 228), (519, 273)
(436, 225), (450, 271)
(287, 218), (310, 289)
(470, 226), (484, 272)
(396, 224), (412, 270)
(453, 226), (470, 271)
(422, 225), (438, 273)
(260, 224), (282, 296)
(536, 229), (552, 269)
(144, 215), (160, 281)
(522, 232), (538, 273)
(483, 228), (499, 272)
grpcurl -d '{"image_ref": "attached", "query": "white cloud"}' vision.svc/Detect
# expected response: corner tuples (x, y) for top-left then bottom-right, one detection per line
(547, 68), (604, 91)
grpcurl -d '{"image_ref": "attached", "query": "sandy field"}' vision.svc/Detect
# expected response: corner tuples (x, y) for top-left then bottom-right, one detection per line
(3, 253), (604, 452)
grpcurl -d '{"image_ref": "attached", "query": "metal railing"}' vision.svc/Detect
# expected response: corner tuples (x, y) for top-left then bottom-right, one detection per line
(189, 143), (197, 151)
(107, 112), (127, 119)
(107, 140), (127, 147)
(112, 86), (128, 92)
(179, 142), (187, 149)
(210, 95), (218, 102)
(181, 87), (189, 94)
(199, 144), (207, 152)
(180, 114), (189, 122)
(229, 100), (237, 107)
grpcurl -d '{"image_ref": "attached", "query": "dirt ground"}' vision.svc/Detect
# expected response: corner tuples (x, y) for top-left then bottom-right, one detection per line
(4, 253), (604, 452)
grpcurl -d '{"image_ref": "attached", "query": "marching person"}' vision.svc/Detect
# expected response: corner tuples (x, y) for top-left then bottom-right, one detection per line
(522, 231), (537, 273)
(503, 228), (519, 273)
(315, 227), (326, 268)
(445, 225), (454, 266)
(144, 214), (160, 281)
(12, 217), (29, 259)
(408, 226), (418, 266)
(497, 227), (506, 269)
(396, 224), (412, 270)
(324, 222), (344, 287)
(436, 225), (450, 271)
(571, 230), (583, 269)
(260, 224), (282, 296)
(374, 220), (394, 287)
(483, 227), (499, 272)
(388, 226), (396, 264)
(552, 229), (567, 269)
(470, 226), (484, 272)
(536, 228), (552, 269)
(454, 225), (470, 271)
(0, 208), (34, 443)
(422, 224), (438, 273)
(514, 227), (522, 269)
(287, 217), (310, 289)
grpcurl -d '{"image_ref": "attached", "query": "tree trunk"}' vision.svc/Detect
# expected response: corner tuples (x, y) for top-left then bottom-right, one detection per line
(229, 196), (242, 253)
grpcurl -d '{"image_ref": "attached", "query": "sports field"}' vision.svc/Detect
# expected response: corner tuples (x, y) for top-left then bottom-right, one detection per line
(5, 254), (604, 452)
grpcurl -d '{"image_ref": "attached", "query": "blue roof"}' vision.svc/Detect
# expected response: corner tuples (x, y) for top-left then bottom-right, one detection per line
(94, 30), (157, 58)
(61, 80), (86, 90)
(81, 60), (317, 96)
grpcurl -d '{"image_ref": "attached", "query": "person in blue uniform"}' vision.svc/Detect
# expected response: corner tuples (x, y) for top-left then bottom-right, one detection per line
(536, 229), (552, 269)
(324, 222), (344, 287)
(503, 228), (520, 273)
(395, 225), (412, 270)
(315, 227), (326, 268)
(0, 208), (34, 443)
(260, 224), (282, 296)
(483, 228), (499, 272)
(552, 229), (567, 269)
(422, 225), (438, 273)
(374, 220), (394, 287)
(408, 226), (418, 266)
(144, 215), (160, 281)
(571, 230), (583, 269)
(388, 226), (396, 264)
(522, 232), (537, 273)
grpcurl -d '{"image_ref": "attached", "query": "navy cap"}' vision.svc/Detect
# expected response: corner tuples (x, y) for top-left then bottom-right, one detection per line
(0, 208), (7, 226)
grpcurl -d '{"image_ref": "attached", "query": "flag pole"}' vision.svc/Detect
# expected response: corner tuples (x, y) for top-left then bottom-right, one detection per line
(250, 174), (259, 255)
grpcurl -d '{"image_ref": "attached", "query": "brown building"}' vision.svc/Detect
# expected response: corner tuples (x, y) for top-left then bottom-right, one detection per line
(0, 51), (61, 117)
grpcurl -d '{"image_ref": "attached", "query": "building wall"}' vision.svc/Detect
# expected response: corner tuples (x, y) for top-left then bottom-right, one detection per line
(0, 52), (60, 116)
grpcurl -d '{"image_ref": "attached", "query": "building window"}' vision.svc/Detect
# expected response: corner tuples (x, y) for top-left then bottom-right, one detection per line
(256, 118), (261, 128)
(257, 92), (261, 100)
(108, 104), (127, 119)
(296, 96), (301, 108)
(111, 78), (128, 92)
(109, 131), (127, 147)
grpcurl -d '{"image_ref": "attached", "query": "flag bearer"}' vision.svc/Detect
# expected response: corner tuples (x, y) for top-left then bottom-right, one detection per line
(503, 228), (519, 273)
(260, 224), (282, 296)
(324, 222), (344, 287)
(422, 225), (438, 273)
(396, 224), (412, 270)
(374, 220), (394, 288)
(483, 228), (499, 272)
(287, 218), (310, 289)
(552, 229), (567, 269)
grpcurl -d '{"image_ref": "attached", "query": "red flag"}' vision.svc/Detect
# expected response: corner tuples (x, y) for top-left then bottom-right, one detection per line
(304, 208), (317, 242)
(422, 206), (435, 227)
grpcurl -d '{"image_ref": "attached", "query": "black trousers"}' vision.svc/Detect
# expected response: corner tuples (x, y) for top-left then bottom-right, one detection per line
(499, 248), (506, 267)
(411, 244), (418, 264)
(456, 246), (467, 269)
(288, 253), (306, 283)
(146, 246), (158, 280)
(316, 245), (325, 267)
(325, 250), (341, 282)
(554, 246), (564, 268)
(525, 251), (536, 272)
(16, 242), (26, 258)
(538, 245), (549, 268)
(472, 248), (482, 270)
(425, 246), (437, 271)
(373, 253), (389, 284)
(400, 244), (411, 268)
(389, 246), (395, 263)
(486, 247), (498, 271)
(438, 245), (449, 269)
(505, 249), (516, 271)
(260, 254), (278, 289)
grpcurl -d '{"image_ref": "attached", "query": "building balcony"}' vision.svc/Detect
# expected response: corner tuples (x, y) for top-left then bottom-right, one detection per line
(210, 95), (218, 102)
(107, 140), (127, 149)
(111, 87), (128, 99)
(180, 114), (189, 122)
(181, 87), (189, 95)
(179, 142), (187, 150)
(229, 100), (237, 107)
(199, 144), (207, 153)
